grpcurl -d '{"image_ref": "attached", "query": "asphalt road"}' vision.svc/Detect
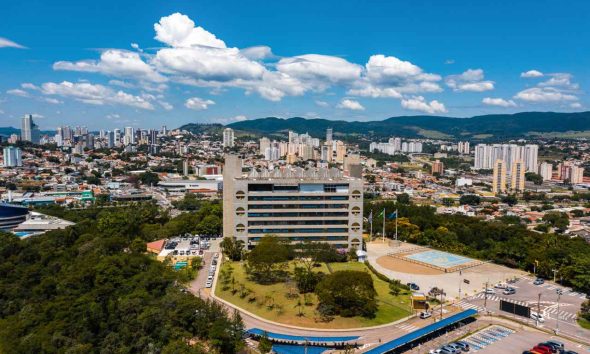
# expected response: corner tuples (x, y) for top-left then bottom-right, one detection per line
(458, 275), (590, 343)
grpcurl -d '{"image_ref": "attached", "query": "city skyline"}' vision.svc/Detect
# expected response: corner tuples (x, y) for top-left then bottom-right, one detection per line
(1, 0), (589, 129)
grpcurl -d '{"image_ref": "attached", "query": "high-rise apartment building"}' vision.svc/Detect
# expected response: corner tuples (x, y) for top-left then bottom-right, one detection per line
(474, 144), (538, 172)
(223, 155), (363, 249)
(223, 128), (235, 148)
(21, 114), (40, 144)
(538, 162), (553, 181)
(510, 160), (525, 192)
(458, 141), (470, 155)
(432, 160), (444, 175)
(326, 128), (333, 143)
(124, 127), (135, 145)
(492, 159), (507, 194)
(3, 146), (22, 167)
(259, 137), (270, 155)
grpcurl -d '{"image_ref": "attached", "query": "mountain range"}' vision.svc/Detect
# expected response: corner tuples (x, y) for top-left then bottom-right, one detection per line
(223, 111), (590, 141)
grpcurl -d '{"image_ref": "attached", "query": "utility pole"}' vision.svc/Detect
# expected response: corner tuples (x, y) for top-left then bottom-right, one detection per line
(440, 290), (444, 321)
(484, 281), (488, 312)
(556, 289), (562, 334)
(534, 260), (539, 277)
(395, 208), (398, 246)
(552, 269), (558, 283)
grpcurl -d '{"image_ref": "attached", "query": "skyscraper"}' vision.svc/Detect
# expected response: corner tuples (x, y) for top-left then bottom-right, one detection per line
(538, 162), (553, 181)
(21, 114), (40, 144)
(326, 128), (333, 143)
(3, 146), (22, 167)
(510, 160), (525, 192)
(124, 127), (135, 145)
(492, 159), (507, 194)
(259, 137), (270, 155)
(432, 160), (444, 175)
(223, 128), (235, 148)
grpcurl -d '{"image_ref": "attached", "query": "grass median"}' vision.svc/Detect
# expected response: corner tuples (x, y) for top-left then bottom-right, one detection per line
(214, 260), (413, 329)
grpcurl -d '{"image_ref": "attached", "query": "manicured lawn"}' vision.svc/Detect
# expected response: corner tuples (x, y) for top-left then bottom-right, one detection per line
(215, 260), (412, 329)
(578, 317), (590, 330)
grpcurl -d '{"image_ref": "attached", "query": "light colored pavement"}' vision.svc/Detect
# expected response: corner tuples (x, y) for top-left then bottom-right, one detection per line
(367, 241), (526, 299)
(459, 275), (590, 343)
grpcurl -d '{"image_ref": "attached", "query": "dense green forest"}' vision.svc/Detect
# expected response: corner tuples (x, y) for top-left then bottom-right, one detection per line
(0, 202), (242, 354)
(366, 200), (590, 293)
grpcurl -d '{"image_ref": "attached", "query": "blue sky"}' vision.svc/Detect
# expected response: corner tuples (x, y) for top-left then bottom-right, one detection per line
(1, 0), (588, 129)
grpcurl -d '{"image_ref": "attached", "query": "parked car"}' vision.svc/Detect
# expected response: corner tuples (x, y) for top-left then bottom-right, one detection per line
(530, 312), (545, 323)
(485, 288), (495, 294)
(544, 340), (564, 351)
(419, 311), (432, 319)
(205, 281), (212, 288)
(454, 341), (470, 352)
(407, 282), (420, 291)
(494, 282), (507, 289)
(532, 345), (553, 354)
(441, 345), (460, 354)
(534, 278), (545, 285)
(447, 343), (464, 353)
(503, 287), (516, 295)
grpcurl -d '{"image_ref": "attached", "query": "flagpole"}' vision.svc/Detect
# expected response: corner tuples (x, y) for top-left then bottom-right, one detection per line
(382, 208), (385, 243)
(395, 208), (398, 245)
(370, 210), (373, 240)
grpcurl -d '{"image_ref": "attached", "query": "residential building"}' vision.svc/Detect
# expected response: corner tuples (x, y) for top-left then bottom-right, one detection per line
(492, 159), (507, 194)
(538, 162), (553, 181)
(432, 160), (444, 175)
(223, 128), (235, 148)
(510, 160), (525, 192)
(3, 146), (22, 167)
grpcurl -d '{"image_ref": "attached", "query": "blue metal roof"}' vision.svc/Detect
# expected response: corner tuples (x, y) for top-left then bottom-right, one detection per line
(272, 344), (330, 354)
(246, 328), (359, 343)
(364, 309), (478, 354)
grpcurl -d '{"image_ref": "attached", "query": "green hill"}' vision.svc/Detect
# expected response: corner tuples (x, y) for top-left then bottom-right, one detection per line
(224, 111), (590, 141)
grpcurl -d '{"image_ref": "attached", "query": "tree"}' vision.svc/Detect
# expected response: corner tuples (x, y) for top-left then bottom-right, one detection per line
(543, 212), (569, 233)
(139, 171), (160, 186)
(459, 194), (481, 205)
(220, 237), (244, 261)
(501, 194), (518, 206)
(245, 235), (290, 283)
(526, 172), (544, 185)
(315, 270), (377, 318)
(258, 332), (272, 354)
(442, 198), (455, 207)
(396, 193), (411, 204)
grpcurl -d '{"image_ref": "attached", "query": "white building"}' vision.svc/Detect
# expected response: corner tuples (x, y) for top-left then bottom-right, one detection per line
(21, 114), (40, 144)
(474, 144), (538, 173)
(538, 162), (553, 181)
(223, 128), (235, 148)
(3, 146), (22, 167)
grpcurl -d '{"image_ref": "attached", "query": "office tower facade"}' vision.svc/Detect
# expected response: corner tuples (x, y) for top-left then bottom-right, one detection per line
(113, 129), (121, 146)
(21, 114), (40, 143)
(538, 162), (553, 181)
(510, 160), (525, 192)
(492, 159), (507, 194)
(3, 146), (22, 167)
(183, 160), (190, 176)
(124, 127), (135, 145)
(326, 128), (333, 143)
(432, 160), (444, 175)
(223, 155), (363, 249)
(107, 131), (115, 148)
(223, 128), (235, 148)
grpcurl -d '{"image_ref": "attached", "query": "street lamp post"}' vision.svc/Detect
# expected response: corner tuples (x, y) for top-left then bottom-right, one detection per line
(552, 269), (558, 284)
(556, 289), (562, 334)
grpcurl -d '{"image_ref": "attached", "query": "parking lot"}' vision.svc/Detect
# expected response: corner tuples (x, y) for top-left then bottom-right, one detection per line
(458, 275), (590, 342)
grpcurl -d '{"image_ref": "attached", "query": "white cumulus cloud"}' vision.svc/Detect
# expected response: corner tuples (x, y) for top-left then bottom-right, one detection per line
(521, 70), (544, 78)
(401, 96), (447, 114)
(482, 97), (517, 107)
(514, 87), (578, 103)
(154, 12), (226, 48)
(184, 97), (215, 110)
(54, 49), (166, 83)
(7, 89), (30, 97)
(337, 98), (365, 111)
(40, 81), (154, 109)
(240, 46), (274, 60)
(445, 69), (494, 92)
(277, 54), (362, 87)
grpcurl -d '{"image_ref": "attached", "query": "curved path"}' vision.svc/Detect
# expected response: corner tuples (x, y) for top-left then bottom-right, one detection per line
(188, 251), (443, 346)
